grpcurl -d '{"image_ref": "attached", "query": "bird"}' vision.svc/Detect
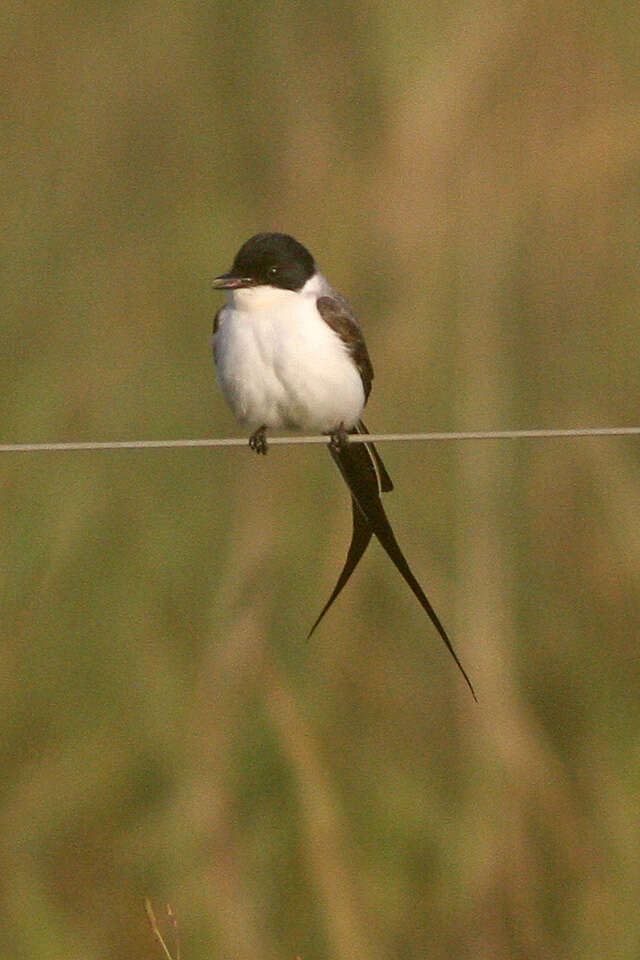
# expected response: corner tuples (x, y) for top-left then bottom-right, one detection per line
(211, 232), (475, 699)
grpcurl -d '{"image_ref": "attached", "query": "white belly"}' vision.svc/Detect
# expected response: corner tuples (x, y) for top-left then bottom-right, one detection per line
(213, 291), (365, 432)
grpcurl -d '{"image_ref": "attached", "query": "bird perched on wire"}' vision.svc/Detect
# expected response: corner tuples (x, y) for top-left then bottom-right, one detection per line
(212, 232), (475, 699)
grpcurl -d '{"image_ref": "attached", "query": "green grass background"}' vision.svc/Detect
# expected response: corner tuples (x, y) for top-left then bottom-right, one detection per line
(2, 1), (639, 957)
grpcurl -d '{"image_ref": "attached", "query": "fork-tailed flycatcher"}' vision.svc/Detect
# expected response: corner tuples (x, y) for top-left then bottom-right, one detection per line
(212, 232), (475, 699)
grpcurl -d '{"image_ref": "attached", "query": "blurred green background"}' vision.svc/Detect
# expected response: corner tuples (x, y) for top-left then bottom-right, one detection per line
(2, 1), (639, 957)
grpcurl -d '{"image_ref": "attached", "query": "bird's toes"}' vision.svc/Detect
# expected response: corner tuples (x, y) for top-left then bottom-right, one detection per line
(328, 422), (349, 452)
(249, 425), (268, 455)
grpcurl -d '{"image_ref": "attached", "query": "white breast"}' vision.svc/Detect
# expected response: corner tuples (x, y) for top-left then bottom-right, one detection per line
(213, 277), (365, 432)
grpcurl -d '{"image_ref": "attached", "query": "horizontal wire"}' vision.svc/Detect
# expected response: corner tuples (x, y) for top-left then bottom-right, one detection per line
(1, 427), (639, 454)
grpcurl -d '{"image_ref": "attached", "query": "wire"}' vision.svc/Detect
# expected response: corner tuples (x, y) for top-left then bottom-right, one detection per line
(1, 427), (639, 454)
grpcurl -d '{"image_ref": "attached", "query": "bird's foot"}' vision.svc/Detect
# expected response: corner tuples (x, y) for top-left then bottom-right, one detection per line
(328, 423), (349, 452)
(249, 425), (268, 455)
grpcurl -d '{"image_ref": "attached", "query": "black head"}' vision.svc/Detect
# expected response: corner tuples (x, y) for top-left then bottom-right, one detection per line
(212, 233), (316, 292)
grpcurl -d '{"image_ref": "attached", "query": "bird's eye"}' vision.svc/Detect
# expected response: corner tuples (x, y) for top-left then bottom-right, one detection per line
(268, 265), (278, 276)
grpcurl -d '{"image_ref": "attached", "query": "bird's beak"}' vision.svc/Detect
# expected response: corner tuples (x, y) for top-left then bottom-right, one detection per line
(212, 274), (256, 290)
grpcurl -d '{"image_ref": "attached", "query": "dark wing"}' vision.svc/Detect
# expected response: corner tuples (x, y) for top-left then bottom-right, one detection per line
(316, 295), (374, 402)
(317, 295), (392, 492)
(212, 307), (223, 364)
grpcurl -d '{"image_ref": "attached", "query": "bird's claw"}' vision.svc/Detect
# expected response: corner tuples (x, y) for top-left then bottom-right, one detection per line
(249, 425), (268, 455)
(329, 423), (349, 452)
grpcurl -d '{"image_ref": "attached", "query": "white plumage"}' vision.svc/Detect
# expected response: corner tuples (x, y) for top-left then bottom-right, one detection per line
(213, 274), (366, 432)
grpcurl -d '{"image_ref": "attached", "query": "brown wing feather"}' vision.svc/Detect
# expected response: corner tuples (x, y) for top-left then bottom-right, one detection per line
(316, 295), (374, 401)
